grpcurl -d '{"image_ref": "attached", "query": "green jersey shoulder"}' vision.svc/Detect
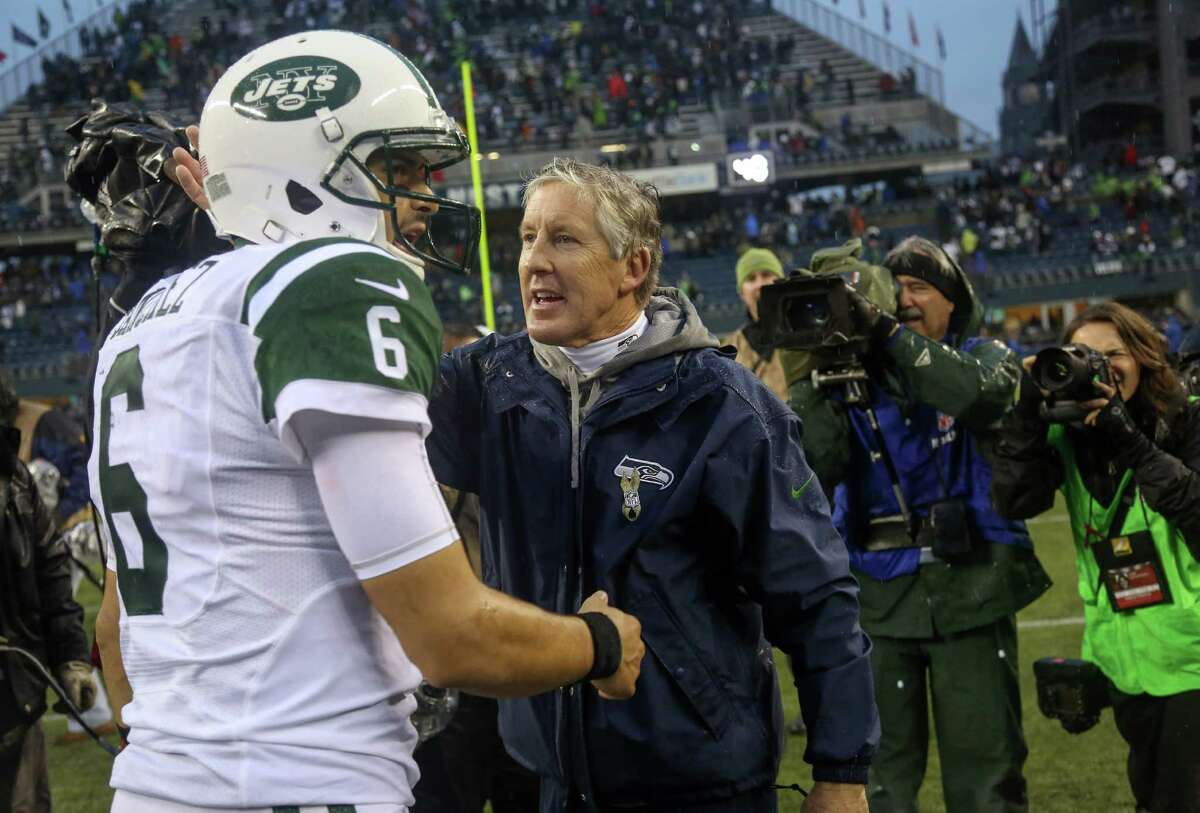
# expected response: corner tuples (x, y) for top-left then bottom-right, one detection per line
(241, 237), (443, 423)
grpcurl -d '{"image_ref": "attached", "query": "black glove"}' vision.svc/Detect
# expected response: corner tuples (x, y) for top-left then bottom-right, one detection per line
(1092, 396), (1153, 466)
(845, 283), (899, 346)
(1014, 370), (1048, 423)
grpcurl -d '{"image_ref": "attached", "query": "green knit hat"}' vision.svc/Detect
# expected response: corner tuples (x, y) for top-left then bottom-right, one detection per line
(735, 248), (784, 290)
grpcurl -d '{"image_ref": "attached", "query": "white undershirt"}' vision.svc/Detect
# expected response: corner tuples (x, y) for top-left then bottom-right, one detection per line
(558, 311), (648, 376)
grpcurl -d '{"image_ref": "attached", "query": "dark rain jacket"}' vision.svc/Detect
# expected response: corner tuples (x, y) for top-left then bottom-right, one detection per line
(0, 457), (88, 730)
(426, 290), (879, 811)
(992, 383), (1200, 556)
(788, 268), (1050, 638)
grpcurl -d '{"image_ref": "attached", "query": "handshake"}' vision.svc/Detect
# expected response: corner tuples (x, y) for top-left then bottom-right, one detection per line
(577, 590), (646, 700)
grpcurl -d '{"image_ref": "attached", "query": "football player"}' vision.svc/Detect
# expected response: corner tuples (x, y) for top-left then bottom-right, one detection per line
(90, 31), (643, 813)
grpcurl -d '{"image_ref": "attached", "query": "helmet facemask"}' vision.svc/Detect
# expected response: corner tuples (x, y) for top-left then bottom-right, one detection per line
(321, 129), (480, 275)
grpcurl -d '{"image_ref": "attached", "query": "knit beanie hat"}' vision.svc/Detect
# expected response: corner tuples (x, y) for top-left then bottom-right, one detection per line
(883, 237), (964, 307)
(736, 248), (784, 290)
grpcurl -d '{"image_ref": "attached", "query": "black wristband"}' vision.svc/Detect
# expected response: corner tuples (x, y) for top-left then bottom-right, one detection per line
(578, 612), (622, 681)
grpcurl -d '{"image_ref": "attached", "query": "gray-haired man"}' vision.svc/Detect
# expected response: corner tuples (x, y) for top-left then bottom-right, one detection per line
(427, 158), (879, 812)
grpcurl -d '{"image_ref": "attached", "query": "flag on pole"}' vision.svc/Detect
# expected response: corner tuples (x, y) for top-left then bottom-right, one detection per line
(11, 24), (38, 48)
(936, 25), (946, 60)
(63, 0), (74, 23)
(858, 0), (867, 19)
(908, 10), (919, 47)
(882, 1), (891, 33)
(38, 9), (52, 38)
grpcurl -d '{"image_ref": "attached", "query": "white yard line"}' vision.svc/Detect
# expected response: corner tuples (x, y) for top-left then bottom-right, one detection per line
(1018, 616), (1086, 629)
(1026, 515), (1071, 526)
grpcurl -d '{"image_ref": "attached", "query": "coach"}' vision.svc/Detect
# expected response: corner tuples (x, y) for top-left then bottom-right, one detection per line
(426, 158), (878, 813)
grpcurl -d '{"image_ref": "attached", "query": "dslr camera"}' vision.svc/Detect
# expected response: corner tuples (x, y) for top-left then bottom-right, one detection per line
(1030, 344), (1113, 423)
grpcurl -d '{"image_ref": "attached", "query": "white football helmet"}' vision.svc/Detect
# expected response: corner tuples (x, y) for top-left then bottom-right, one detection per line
(198, 30), (479, 273)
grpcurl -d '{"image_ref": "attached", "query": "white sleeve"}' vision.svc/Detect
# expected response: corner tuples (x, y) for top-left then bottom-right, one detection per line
(98, 517), (117, 573)
(291, 410), (460, 580)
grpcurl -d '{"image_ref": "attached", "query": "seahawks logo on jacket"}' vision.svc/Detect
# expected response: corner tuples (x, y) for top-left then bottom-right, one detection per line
(613, 456), (675, 490)
(614, 456), (675, 522)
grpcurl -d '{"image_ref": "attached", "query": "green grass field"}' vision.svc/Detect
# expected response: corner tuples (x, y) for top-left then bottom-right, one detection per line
(44, 498), (1132, 812)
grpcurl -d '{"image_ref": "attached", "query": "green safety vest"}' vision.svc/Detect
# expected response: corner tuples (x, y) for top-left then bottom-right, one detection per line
(1049, 424), (1200, 696)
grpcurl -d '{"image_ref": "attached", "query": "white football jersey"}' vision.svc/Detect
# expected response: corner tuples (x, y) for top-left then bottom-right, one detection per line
(88, 237), (452, 809)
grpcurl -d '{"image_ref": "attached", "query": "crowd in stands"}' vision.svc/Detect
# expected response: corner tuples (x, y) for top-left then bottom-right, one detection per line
(7, 0), (829, 189)
(0, 254), (97, 383)
(935, 150), (1200, 274)
(2, 0), (964, 233)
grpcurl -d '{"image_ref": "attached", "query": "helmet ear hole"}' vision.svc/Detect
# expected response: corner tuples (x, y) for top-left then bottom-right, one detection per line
(286, 180), (324, 215)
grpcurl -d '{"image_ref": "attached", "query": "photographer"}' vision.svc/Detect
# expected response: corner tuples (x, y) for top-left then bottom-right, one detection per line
(991, 302), (1200, 812)
(787, 237), (1050, 811)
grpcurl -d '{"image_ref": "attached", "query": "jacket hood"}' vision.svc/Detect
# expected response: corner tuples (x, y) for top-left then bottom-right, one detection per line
(947, 257), (983, 346)
(530, 287), (720, 384)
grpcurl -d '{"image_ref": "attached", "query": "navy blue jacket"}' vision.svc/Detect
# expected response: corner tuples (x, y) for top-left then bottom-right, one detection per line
(426, 295), (878, 810)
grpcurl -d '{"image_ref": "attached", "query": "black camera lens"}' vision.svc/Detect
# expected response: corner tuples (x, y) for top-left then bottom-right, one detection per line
(1031, 347), (1087, 394)
(785, 295), (831, 331)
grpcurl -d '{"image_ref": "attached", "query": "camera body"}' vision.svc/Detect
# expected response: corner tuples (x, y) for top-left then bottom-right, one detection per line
(1033, 657), (1111, 734)
(1030, 344), (1113, 423)
(1181, 354), (1200, 399)
(758, 274), (870, 355)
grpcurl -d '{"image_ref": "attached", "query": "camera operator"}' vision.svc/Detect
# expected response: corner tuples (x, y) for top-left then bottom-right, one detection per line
(787, 236), (1050, 811)
(991, 302), (1200, 812)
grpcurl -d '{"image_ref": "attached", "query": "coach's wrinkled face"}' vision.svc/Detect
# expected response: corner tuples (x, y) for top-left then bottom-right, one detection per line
(518, 182), (648, 348)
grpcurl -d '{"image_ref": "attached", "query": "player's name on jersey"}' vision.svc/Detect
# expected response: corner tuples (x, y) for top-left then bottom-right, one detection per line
(109, 259), (218, 340)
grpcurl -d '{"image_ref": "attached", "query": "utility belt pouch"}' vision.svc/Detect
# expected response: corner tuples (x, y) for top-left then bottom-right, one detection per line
(863, 516), (913, 551)
(1092, 529), (1171, 612)
(929, 498), (971, 559)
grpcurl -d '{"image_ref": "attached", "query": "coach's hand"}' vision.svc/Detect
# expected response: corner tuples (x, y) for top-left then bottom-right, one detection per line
(801, 781), (868, 812)
(168, 125), (211, 210)
(578, 591), (644, 700)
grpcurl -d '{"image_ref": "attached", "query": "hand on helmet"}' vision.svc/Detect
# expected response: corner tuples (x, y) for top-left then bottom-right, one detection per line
(168, 125), (210, 211)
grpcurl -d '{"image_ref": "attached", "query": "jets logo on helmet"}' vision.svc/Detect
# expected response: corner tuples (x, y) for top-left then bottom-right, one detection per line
(232, 56), (362, 121)
(199, 30), (480, 275)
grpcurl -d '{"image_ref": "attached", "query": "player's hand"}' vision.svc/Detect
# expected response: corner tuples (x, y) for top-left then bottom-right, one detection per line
(578, 590), (643, 700)
(55, 660), (97, 712)
(801, 781), (868, 813)
(168, 125), (210, 210)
